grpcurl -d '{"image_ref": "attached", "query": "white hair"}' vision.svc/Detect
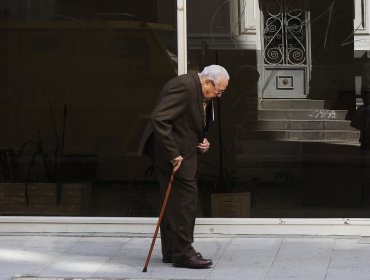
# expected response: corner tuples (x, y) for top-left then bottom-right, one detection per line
(200, 65), (230, 83)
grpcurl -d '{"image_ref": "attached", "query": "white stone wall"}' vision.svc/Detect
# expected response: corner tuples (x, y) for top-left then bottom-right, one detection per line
(229, 0), (260, 49)
(353, 0), (369, 51)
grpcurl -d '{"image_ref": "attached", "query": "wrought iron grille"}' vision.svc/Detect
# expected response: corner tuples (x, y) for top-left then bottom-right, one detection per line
(263, 0), (307, 65)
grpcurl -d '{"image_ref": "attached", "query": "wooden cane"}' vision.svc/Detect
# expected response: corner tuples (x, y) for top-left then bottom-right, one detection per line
(142, 170), (176, 272)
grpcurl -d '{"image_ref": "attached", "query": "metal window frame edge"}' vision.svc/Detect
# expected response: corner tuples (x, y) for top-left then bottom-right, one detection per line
(177, 0), (187, 75)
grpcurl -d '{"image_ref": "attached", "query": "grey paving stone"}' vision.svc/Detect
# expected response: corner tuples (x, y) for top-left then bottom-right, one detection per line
(3, 235), (370, 280)
(0, 236), (34, 250)
(0, 260), (47, 278)
(266, 259), (329, 280)
(334, 238), (370, 250)
(274, 238), (334, 261)
(325, 267), (370, 280)
(22, 236), (82, 250)
(64, 237), (130, 257)
(207, 238), (281, 280)
(37, 254), (110, 278)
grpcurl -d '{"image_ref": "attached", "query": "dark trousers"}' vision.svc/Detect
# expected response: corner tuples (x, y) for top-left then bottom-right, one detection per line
(155, 165), (198, 259)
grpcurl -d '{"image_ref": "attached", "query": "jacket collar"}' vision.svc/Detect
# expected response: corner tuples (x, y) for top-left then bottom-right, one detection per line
(191, 73), (206, 128)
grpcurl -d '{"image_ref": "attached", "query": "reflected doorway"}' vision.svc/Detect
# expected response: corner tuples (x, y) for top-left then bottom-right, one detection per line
(260, 0), (310, 98)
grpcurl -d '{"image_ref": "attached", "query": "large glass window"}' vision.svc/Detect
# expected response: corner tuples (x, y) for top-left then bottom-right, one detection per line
(0, 0), (177, 216)
(1, 0), (369, 219)
(187, 0), (370, 219)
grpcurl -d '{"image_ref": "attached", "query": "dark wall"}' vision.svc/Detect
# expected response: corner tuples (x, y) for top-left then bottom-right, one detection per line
(56, 0), (157, 21)
(309, 0), (355, 112)
(0, 0), (178, 181)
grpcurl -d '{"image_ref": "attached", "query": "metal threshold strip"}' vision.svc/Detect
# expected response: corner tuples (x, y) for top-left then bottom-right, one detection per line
(1, 217), (370, 237)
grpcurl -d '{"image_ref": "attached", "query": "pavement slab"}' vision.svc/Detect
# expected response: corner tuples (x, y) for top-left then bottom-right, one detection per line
(2, 235), (370, 280)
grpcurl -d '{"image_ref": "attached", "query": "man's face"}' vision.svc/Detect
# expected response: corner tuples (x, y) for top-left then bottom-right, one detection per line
(202, 79), (229, 101)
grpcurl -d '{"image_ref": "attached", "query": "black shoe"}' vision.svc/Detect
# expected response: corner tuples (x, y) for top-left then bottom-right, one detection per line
(173, 254), (212, 269)
(162, 255), (172, 263)
(163, 253), (201, 264)
(195, 252), (203, 259)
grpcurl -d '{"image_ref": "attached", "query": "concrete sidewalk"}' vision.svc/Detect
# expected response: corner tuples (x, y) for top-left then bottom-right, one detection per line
(2, 233), (370, 280)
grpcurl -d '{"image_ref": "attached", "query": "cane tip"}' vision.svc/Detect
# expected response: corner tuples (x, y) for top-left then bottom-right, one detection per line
(142, 267), (147, 272)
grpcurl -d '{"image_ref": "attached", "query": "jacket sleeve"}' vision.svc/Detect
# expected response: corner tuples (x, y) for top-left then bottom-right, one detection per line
(151, 80), (190, 161)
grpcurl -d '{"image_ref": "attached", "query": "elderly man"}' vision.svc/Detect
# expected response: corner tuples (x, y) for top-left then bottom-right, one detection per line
(138, 65), (230, 268)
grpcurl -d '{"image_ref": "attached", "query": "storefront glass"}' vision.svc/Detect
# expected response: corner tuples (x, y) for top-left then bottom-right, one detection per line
(0, 0), (369, 218)
(187, 0), (370, 218)
(0, 0), (177, 216)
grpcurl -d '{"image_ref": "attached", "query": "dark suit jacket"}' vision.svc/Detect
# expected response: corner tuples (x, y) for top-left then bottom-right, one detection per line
(138, 73), (206, 180)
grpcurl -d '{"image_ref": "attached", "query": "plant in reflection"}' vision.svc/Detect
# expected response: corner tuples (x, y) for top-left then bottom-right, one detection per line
(16, 102), (67, 204)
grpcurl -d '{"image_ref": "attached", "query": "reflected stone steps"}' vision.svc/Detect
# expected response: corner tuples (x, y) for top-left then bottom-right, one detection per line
(234, 99), (360, 178)
(234, 99), (362, 208)
(242, 120), (356, 130)
(260, 99), (326, 109)
(258, 109), (348, 120)
(237, 129), (359, 141)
